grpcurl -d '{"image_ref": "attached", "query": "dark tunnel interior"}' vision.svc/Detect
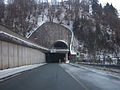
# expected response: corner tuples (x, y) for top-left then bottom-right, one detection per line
(46, 53), (66, 63)
(46, 41), (68, 63)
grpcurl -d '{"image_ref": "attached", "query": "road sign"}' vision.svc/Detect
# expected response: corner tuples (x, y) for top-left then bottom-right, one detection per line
(50, 49), (56, 53)
(76, 52), (80, 58)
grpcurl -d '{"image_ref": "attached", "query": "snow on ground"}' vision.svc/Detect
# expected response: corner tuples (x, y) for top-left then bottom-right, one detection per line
(60, 63), (120, 90)
(0, 63), (46, 79)
(69, 63), (120, 79)
(26, 7), (74, 39)
(26, 15), (49, 38)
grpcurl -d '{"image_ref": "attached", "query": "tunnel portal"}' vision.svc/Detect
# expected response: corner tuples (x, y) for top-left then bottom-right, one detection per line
(53, 41), (68, 49)
(46, 53), (66, 63)
(46, 41), (69, 63)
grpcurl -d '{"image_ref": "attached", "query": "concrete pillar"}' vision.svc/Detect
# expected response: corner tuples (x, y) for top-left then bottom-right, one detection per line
(2, 41), (9, 69)
(0, 41), (2, 69)
(8, 43), (14, 68)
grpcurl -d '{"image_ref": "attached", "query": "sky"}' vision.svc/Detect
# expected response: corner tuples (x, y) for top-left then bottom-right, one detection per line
(99, 0), (120, 14)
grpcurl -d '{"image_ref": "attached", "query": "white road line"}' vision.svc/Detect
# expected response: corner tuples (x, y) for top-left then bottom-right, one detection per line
(59, 64), (89, 90)
(0, 73), (21, 82)
(69, 63), (120, 80)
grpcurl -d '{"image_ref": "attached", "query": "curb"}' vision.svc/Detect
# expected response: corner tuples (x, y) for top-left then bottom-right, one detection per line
(0, 63), (46, 80)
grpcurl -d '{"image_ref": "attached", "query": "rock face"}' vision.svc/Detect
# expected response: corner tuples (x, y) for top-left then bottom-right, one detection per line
(29, 22), (72, 49)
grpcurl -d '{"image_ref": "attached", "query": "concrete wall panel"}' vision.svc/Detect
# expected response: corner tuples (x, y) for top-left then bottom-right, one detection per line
(26, 47), (29, 65)
(24, 47), (27, 65)
(2, 41), (9, 69)
(30, 48), (32, 64)
(18, 45), (22, 66)
(27, 48), (30, 65)
(13, 44), (18, 67)
(0, 41), (2, 69)
(0, 40), (45, 70)
(8, 43), (14, 68)
(22, 46), (25, 66)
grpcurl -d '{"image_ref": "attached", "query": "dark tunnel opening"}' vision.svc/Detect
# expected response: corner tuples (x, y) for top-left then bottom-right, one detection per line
(46, 41), (68, 63)
(46, 53), (66, 63)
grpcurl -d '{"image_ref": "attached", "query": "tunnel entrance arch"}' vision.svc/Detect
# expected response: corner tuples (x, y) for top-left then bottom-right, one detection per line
(52, 40), (68, 49)
(46, 40), (69, 63)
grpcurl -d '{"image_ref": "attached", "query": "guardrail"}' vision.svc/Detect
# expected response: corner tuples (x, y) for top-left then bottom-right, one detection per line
(77, 62), (120, 69)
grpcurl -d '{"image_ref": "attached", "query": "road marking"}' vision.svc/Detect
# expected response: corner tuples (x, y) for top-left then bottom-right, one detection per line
(0, 73), (21, 82)
(59, 64), (89, 90)
(70, 63), (120, 80)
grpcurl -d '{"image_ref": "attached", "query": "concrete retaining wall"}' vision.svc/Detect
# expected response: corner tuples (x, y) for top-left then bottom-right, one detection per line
(0, 40), (45, 70)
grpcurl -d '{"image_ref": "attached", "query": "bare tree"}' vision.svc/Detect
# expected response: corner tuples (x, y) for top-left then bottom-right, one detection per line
(0, 0), (5, 23)
(4, 0), (38, 37)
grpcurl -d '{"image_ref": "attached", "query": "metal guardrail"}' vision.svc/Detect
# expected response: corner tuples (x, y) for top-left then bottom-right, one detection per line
(77, 62), (120, 69)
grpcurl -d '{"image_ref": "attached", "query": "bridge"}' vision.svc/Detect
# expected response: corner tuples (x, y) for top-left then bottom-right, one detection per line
(0, 23), (120, 90)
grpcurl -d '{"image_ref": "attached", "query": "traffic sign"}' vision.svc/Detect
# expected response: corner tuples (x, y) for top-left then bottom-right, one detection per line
(76, 52), (80, 58)
(50, 49), (56, 53)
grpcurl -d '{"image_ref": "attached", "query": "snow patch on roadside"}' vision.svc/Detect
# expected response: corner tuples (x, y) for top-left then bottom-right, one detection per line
(0, 63), (46, 79)
(69, 63), (120, 79)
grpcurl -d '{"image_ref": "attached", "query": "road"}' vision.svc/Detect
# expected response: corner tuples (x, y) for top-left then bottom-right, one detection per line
(0, 64), (120, 90)
(0, 64), (85, 90)
(60, 64), (120, 90)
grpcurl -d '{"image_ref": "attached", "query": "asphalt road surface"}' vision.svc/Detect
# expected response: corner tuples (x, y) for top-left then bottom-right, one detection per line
(0, 64), (85, 90)
(60, 64), (120, 90)
(0, 64), (120, 90)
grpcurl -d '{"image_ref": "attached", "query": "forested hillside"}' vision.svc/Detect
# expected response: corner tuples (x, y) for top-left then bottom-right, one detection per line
(0, 0), (120, 62)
